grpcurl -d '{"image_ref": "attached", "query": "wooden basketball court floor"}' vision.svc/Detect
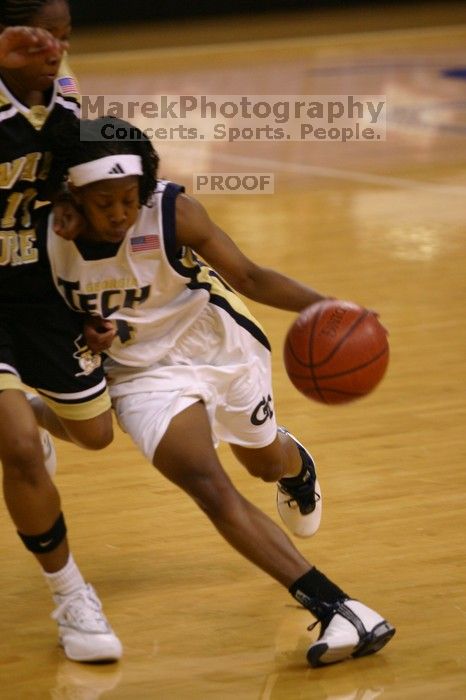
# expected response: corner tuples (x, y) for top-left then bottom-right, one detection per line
(1, 8), (465, 700)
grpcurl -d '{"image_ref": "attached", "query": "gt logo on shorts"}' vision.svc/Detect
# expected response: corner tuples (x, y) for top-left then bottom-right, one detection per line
(73, 334), (102, 377)
(251, 394), (274, 425)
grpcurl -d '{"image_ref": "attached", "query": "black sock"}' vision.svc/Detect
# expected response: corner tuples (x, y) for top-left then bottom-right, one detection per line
(289, 567), (348, 616)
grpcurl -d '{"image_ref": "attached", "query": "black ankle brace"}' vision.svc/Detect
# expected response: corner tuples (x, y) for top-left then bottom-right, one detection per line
(18, 512), (67, 554)
(289, 567), (349, 618)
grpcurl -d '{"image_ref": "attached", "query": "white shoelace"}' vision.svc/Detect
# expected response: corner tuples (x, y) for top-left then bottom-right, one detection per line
(52, 584), (111, 634)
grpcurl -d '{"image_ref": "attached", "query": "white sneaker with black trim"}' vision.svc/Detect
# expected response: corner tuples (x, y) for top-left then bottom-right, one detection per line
(276, 427), (322, 537)
(39, 428), (57, 478)
(52, 584), (122, 662)
(307, 599), (395, 667)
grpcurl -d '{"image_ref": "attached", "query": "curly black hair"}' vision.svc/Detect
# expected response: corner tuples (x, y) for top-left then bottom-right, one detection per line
(45, 116), (159, 206)
(0, 0), (65, 25)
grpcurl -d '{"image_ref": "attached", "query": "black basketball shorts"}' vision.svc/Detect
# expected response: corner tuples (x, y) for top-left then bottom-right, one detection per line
(0, 301), (110, 420)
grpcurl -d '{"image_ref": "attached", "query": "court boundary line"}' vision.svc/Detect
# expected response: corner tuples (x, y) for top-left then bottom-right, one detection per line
(168, 146), (465, 195)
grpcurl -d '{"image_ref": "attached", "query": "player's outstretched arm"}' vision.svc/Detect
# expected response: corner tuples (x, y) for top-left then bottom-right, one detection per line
(0, 26), (64, 68)
(175, 193), (327, 312)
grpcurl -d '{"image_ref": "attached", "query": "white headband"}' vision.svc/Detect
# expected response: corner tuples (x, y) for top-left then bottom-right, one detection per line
(68, 154), (143, 187)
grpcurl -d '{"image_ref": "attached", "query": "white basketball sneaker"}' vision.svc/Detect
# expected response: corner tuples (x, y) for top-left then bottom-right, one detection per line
(39, 428), (57, 478)
(52, 584), (123, 663)
(276, 427), (322, 537)
(307, 599), (395, 667)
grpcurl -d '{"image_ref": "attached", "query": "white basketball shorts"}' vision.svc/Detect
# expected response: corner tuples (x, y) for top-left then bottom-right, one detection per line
(105, 304), (277, 462)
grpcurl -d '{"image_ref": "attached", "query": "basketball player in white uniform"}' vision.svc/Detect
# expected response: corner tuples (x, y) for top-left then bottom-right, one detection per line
(44, 116), (395, 668)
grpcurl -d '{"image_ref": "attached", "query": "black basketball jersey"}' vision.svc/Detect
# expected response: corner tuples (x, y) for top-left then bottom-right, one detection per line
(0, 63), (80, 302)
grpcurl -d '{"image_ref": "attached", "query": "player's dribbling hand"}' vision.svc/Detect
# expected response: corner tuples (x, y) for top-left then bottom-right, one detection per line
(53, 198), (86, 240)
(0, 27), (65, 69)
(84, 316), (117, 354)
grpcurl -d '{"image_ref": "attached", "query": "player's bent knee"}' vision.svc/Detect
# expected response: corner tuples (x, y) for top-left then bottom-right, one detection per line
(85, 413), (114, 449)
(80, 428), (113, 450)
(62, 415), (113, 450)
(1, 433), (44, 479)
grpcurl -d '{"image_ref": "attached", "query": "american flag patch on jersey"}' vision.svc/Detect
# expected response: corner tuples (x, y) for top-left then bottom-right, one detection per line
(58, 76), (78, 94)
(130, 234), (160, 252)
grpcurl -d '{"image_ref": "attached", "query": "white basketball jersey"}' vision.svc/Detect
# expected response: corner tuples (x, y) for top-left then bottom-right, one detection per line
(47, 181), (269, 367)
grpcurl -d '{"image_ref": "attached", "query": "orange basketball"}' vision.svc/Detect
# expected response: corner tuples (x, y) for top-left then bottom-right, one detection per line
(284, 299), (389, 404)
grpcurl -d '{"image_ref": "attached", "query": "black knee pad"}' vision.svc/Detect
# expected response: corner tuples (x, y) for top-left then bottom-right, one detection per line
(18, 512), (67, 553)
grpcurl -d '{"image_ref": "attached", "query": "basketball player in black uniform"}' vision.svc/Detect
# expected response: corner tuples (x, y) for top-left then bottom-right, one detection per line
(0, 1), (121, 661)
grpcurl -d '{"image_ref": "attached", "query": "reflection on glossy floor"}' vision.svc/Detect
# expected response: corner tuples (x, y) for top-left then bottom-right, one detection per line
(1, 9), (466, 700)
